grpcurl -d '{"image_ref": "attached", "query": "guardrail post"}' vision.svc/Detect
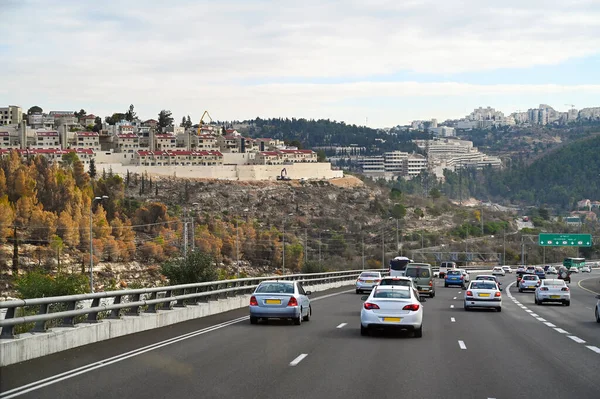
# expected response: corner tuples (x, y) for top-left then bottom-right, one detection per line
(146, 292), (158, 313)
(0, 307), (16, 338)
(32, 303), (50, 333)
(125, 293), (142, 315)
(86, 297), (101, 322)
(108, 295), (122, 319)
(161, 290), (173, 310)
(60, 300), (79, 327)
(175, 289), (186, 307)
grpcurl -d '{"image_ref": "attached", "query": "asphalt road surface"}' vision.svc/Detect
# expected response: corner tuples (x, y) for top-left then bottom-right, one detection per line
(1, 272), (599, 399)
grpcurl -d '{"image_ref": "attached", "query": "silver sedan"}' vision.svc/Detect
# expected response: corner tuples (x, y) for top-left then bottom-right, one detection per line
(249, 280), (311, 325)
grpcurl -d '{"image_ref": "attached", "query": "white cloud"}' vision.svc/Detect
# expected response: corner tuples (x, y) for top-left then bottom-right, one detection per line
(1, 0), (600, 126)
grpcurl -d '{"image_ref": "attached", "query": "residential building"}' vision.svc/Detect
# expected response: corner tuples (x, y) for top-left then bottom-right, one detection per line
(80, 114), (97, 127)
(34, 131), (61, 149)
(254, 151), (283, 165)
(196, 134), (218, 150)
(155, 134), (177, 150)
(48, 111), (78, 128)
(116, 133), (140, 153)
(0, 148), (95, 165)
(0, 131), (17, 149)
(277, 149), (317, 163)
(403, 153), (428, 178)
(73, 131), (100, 151)
(0, 106), (22, 126)
(134, 150), (223, 166)
(217, 135), (240, 153)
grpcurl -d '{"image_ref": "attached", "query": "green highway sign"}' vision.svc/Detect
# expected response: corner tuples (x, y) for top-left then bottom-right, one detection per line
(538, 233), (592, 247)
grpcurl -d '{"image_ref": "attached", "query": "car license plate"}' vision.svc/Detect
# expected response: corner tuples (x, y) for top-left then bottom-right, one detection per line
(265, 299), (281, 305)
(365, 280), (373, 283)
(479, 293), (490, 297)
(550, 295), (560, 299)
(383, 317), (401, 322)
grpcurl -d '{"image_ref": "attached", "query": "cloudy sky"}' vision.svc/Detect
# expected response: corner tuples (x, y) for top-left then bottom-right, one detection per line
(1, 0), (600, 127)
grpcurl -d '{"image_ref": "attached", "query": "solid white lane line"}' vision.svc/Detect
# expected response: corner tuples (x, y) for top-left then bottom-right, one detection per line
(568, 336), (586, 344)
(554, 328), (569, 334)
(450, 305), (454, 308)
(289, 354), (308, 366)
(458, 340), (467, 350)
(544, 322), (557, 327)
(336, 323), (347, 329)
(0, 288), (353, 399)
(586, 345), (600, 354)
(451, 317), (456, 322)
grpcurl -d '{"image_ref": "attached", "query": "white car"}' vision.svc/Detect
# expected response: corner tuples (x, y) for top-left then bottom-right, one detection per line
(502, 266), (513, 274)
(360, 285), (424, 337)
(518, 274), (540, 292)
(546, 266), (557, 275)
(464, 280), (502, 312)
(458, 269), (471, 284)
(355, 271), (382, 294)
(581, 265), (591, 273)
(492, 266), (506, 276)
(377, 276), (419, 299)
(534, 279), (570, 306)
(569, 267), (579, 273)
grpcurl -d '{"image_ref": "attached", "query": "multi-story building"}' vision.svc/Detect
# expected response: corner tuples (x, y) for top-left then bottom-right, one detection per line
(0, 131), (18, 149)
(73, 131), (100, 151)
(80, 114), (97, 127)
(155, 134), (177, 150)
(0, 106), (22, 126)
(0, 148), (95, 165)
(217, 135), (240, 153)
(254, 151), (283, 165)
(134, 150), (224, 166)
(116, 133), (140, 153)
(276, 149), (317, 163)
(403, 153), (428, 178)
(196, 134), (218, 150)
(34, 131), (61, 149)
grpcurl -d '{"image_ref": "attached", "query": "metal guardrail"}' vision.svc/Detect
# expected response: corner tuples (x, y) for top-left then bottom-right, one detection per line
(0, 269), (385, 339)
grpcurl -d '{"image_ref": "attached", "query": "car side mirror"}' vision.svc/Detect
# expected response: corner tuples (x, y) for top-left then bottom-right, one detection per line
(361, 295), (369, 301)
(305, 291), (312, 296)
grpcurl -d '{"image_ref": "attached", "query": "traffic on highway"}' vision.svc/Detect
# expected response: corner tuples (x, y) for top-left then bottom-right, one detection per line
(1, 265), (599, 399)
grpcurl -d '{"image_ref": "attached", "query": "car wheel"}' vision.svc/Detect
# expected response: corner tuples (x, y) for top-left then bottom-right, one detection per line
(595, 308), (600, 323)
(430, 291), (435, 298)
(497, 307), (502, 312)
(250, 316), (258, 325)
(519, 288), (523, 293)
(356, 289), (360, 294)
(444, 283), (448, 287)
(464, 304), (470, 311)
(414, 325), (423, 338)
(360, 325), (369, 336)
(565, 301), (570, 307)
(294, 311), (302, 325)
(303, 306), (311, 322)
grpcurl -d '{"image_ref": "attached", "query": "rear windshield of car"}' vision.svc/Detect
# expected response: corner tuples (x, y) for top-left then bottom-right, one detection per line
(476, 276), (494, 280)
(543, 281), (565, 286)
(256, 283), (295, 294)
(406, 268), (430, 278)
(360, 273), (380, 278)
(447, 270), (462, 276)
(523, 275), (538, 280)
(379, 279), (411, 286)
(374, 290), (411, 299)
(470, 282), (496, 290)
(441, 263), (455, 268)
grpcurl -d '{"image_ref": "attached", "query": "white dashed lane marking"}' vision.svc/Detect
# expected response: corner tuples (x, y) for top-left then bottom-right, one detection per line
(450, 305), (454, 308)
(544, 322), (557, 328)
(458, 340), (467, 350)
(568, 336), (586, 344)
(586, 346), (600, 354)
(290, 354), (308, 366)
(554, 328), (569, 334)
(451, 317), (456, 322)
(336, 323), (347, 329)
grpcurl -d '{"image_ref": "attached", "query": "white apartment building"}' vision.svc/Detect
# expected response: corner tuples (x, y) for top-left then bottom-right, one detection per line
(155, 134), (177, 150)
(134, 150), (224, 167)
(0, 106), (22, 126)
(0, 131), (17, 149)
(383, 151), (407, 173)
(404, 153), (428, 178)
(116, 133), (140, 153)
(73, 131), (100, 151)
(35, 131), (61, 149)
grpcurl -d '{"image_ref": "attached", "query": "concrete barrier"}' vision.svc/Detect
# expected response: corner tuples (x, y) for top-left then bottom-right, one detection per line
(0, 278), (353, 367)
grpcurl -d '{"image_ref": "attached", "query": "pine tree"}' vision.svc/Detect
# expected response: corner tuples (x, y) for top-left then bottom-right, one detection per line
(88, 158), (97, 179)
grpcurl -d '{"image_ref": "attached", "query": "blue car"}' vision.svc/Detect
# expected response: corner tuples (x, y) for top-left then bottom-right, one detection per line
(445, 270), (466, 288)
(534, 268), (546, 280)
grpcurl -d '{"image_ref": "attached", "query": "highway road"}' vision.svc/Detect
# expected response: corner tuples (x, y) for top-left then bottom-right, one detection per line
(1, 272), (599, 399)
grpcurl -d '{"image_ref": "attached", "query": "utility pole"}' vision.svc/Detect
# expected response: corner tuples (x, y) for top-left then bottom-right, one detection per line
(304, 228), (308, 264)
(362, 235), (365, 270)
(191, 217), (195, 252)
(395, 218), (399, 254)
(465, 224), (469, 267)
(282, 220), (286, 275)
(521, 235), (525, 266)
(183, 208), (188, 258)
(481, 207), (484, 234)
(381, 226), (385, 269)
(236, 219), (240, 278)
(503, 228), (506, 266)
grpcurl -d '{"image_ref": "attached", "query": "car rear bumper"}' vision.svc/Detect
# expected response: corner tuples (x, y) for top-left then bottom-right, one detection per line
(520, 285), (538, 290)
(464, 299), (502, 308)
(361, 310), (422, 329)
(445, 279), (464, 286)
(250, 306), (300, 319)
(537, 294), (570, 302)
(356, 282), (377, 290)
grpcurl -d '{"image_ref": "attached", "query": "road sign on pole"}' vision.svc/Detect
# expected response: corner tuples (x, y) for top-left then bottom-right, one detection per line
(538, 233), (592, 247)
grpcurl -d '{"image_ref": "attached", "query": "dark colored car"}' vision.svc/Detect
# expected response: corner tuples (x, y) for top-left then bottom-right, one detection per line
(557, 266), (571, 283)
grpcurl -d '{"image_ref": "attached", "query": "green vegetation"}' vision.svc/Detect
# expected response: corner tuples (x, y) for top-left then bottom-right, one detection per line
(160, 251), (219, 285)
(14, 270), (88, 299)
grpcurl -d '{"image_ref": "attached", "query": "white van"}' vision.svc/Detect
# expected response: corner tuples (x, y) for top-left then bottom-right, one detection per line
(389, 256), (413, 277)
(439, 262), (457, 278)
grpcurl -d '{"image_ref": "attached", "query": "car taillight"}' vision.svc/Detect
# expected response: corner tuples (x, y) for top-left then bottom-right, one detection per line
(364, 302), (380, 310)
(287, 297), (298, 307)
(561, 287), (569, 291)
(358, 279), (364, 282)
(375, 279), (381, 283)
(403, 304), (420, 311)
(540, 287), (548, 291)
(495, 291), (501, 297)
(536, 282), (541, 286)
(466, 291), (473, 296)
(459, 276), (464, 280)
(250, 296), (258, 306)
(429, 281), (433, 286)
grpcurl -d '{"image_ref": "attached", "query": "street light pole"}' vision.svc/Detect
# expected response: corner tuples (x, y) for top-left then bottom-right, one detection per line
(503, 228), (506, 266)
(381, 226), (385, 269)
(282, 220), (286, 275)
(90, 195), (108, 293)
(395, 218), (399, 254)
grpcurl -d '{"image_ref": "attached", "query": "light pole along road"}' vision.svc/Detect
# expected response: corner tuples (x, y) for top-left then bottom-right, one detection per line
(89, 195), (108, 293)
(1, 272), (599, 399)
